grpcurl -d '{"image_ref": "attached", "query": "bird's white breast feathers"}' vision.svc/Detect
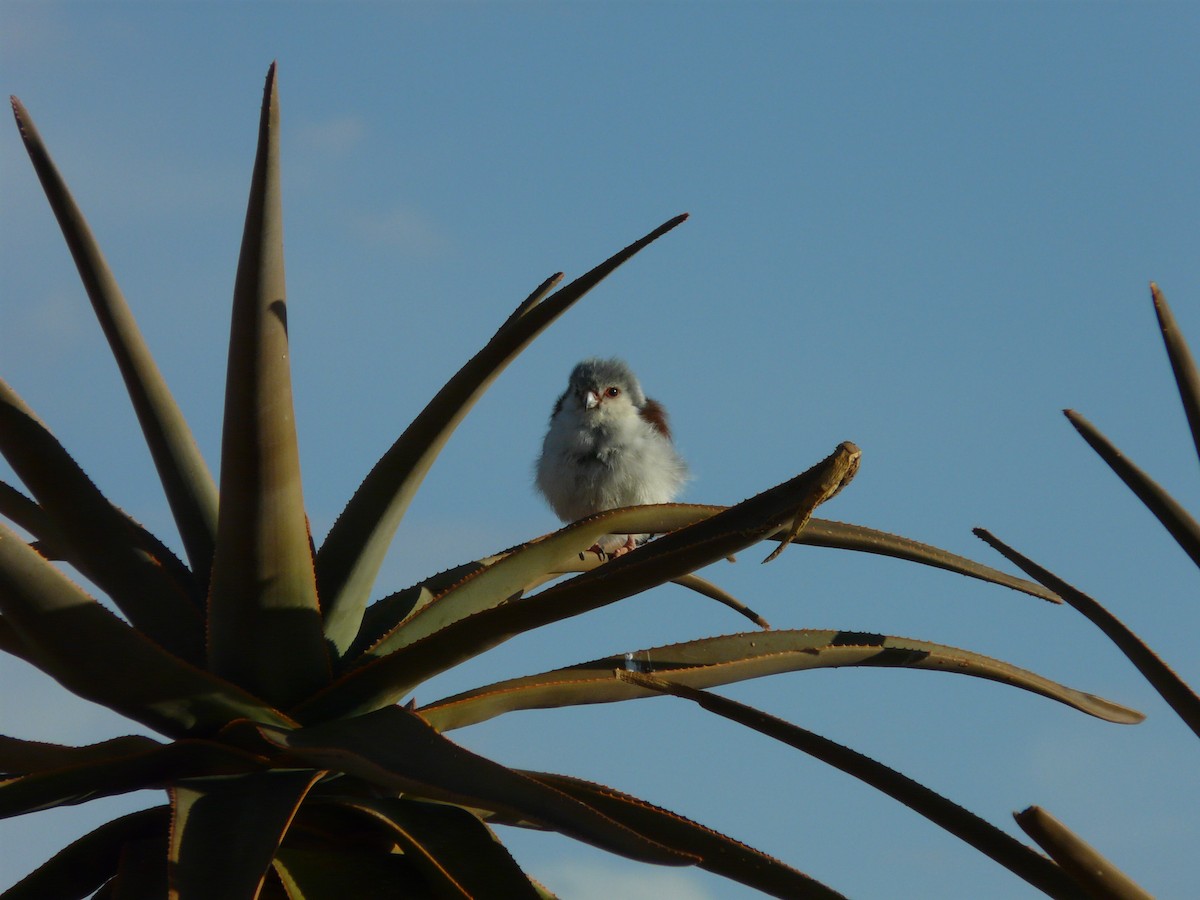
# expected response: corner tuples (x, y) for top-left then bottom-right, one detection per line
(536, 405), (688, 524)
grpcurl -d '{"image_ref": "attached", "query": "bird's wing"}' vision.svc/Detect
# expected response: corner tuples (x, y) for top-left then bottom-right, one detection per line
(639, 397), (672, 441)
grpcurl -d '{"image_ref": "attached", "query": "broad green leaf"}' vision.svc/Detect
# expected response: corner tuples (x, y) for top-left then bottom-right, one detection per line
(620, 675), (1084, 900)
(255, 706), (694, 868)
(0, 378), (204, 662)
(169, 769), (322, 900)
(0, 614), (34, 663)
(0, 520), (295, 737)
(1015, 806), (1152, 899)
(11, 97), (218, 582)
(206, 63), (329, 706)
(1064, 409), (1200, 572)
(976, 529), (1200, 740)
(419, 629), (1142, 732)
(332, 797), (543, 899)
(2, 806), (167, 900)
(272, 848), (430, 899)
(300, 444), (861, 719)
(0, 739), (264, 820)
(0, 734), (160, 776)
(316, 214), (689, 656)
(525, 771), (846, 899)
(1151, 283), (1200, 471)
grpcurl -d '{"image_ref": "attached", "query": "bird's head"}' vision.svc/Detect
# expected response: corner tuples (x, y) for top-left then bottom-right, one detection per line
(565, 357), (646, 418)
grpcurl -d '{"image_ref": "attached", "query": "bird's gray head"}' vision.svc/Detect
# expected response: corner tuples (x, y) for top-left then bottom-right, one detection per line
(565, 357), (646, 411)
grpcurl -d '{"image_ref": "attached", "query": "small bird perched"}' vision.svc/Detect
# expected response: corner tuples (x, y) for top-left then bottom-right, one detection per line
(536, 358), (688, 556)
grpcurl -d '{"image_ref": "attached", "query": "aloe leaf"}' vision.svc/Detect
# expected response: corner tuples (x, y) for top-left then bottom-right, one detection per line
(0, 739), (265, 820)
(0, 520), (295, 736)
(1064, 409), (1200, 571)
(975, 529), (1200, 740)
(107, 835), (169, 900)
(794, 518), (1060, 603)
(525, 771), (846, 899)
(363, 504), (725, 660)
(317, 214), (689, 657)
(331, 797), (544, 899)
(272, 848), (430, 899)
(0, 378), (204, 662)
(3, 806), (168, 900)
(0, 480), (59, 549)
(255, 705), (694, 868)
(1014, 806), (1151, 899)
(1150, 283), (1200, 470)
(169, 769), (322, 900)
(11, 97), (219, 581)
(619, 674), (1085, 900)
(0, 614), (34, 663)
(206, 63), (329, 706)
(418, 628), (1140, 732)
(299, 443), (861, 719)
(0, 734), (160, 776)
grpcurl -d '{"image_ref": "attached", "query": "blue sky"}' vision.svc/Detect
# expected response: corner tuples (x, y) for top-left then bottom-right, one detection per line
(2, 2), (1198, 897)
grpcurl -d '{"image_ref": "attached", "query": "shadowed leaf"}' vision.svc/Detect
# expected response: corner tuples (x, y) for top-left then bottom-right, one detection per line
(169, 769), (322, 900)
(1015, 806), (1152, 899)
(975, 529), (1200, 740)
(525, 771), (847, 899)
(419, 629), (1141, 732)
(621, 674), (1086, 900)
(206, 63), (329, 706)
(255, 706), (694, 868)
(272, 848), (430, 899)
(0, 739), (265, 820)
(316, 214), (689, 656)
(2, 806), (168, 900)
(0, 379), (204, 662)
(332, 798), (543, 899)
(0, 520), (295, 737)
(11, 96), (219, 583)
(0, 734), (160, 777)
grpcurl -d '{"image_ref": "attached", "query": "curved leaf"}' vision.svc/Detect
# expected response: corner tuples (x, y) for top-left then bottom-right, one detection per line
(299, 443), (861, 720)
(331, 798), (543, 899)
(792, 518), (1060, 603)
(975, 529), (1200, 740)
(206, 63), (329, 707)
(0, 739), (265, 820)
(0, 378), (204, 662)
(11, 96), (218, 581)
(0, 734), (160, 777)
(1064, 409), (1200, 572)
(3, 806), (168, 900)
(169, 769), (322, 900)
(272, 848), (430, 899)
(525, 771), (846, 900)
(620, 675), (1085, 900)
(255, 706), (694, 868)
(419, 629), (1142, 732)
(1015, 806), (1152, 899)
(0, 520), (296, 737)
(316, 214), (689, 656)
(1151, 283), (1200, 471)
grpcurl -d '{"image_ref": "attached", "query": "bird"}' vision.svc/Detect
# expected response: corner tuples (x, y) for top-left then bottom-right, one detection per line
(536, 357), (688, 557)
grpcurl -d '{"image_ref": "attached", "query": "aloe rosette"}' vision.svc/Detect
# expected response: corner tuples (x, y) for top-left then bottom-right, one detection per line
(0, 66), (1148, 899)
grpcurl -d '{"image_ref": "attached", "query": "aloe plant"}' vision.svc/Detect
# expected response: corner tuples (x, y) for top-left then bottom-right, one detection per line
(1, 66), (1143, 899)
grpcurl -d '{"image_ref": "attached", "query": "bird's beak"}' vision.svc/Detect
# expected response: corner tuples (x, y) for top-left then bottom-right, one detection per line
(584, 390), (601, 410)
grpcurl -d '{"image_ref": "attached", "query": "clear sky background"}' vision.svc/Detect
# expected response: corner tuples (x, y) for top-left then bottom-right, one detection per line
(2, 2), (1198, 898)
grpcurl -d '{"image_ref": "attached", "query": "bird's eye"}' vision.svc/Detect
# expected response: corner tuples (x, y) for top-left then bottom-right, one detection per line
(605, 386), (621, 398)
